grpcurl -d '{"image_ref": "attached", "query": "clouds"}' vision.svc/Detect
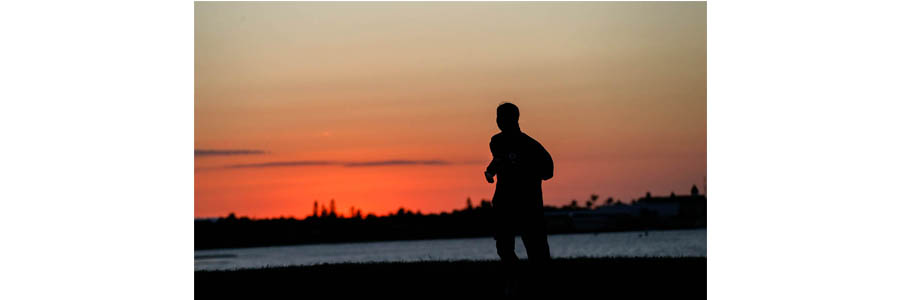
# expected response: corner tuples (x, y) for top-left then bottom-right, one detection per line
(224, 159), (451, 169)
(194, 148), (471, 171)
(195, 149), (266, 156)
(343, 160), (449, 167)
(225, 161), (338, 169)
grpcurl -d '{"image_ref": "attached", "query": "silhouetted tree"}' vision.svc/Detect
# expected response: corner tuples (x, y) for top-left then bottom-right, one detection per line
(196, 193), (707, 250)
(691, 185), (699, 196)
(312, 201), (319, 218)
(466, 197), (473, 211)
(329, 199), (336, 218)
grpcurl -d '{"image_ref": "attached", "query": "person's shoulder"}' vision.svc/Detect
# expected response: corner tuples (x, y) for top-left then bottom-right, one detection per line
(490, 132), (503, 142)
(521, 133), (549, 151)
(520, 132), (541, 144)
(489, 133), (501, 148)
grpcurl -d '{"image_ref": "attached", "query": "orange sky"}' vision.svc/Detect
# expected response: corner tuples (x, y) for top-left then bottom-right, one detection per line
(195, 2), (706, 218)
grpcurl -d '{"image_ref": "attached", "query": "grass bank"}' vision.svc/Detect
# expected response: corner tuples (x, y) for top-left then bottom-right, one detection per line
(196, 257), (705, 298)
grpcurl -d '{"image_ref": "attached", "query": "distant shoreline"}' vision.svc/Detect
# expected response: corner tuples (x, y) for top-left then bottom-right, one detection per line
(196, 257), (706, 298)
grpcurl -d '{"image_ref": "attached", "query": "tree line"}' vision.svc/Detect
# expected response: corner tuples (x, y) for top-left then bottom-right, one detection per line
(196, 191), (706, 250)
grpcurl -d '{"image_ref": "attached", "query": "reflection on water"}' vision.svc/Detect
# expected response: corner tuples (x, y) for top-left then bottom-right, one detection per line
(195, 228), (706, 270)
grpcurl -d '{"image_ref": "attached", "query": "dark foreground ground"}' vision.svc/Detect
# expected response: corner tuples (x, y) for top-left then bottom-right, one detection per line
(196, 257), (705, 298)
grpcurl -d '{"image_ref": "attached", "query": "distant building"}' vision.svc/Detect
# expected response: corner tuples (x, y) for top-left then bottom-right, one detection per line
(635, 185), (706, 222)
(545, 185), (707, 231)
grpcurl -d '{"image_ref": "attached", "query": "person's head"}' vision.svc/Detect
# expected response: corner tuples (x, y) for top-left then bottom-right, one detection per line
(496, 102), (520, 132)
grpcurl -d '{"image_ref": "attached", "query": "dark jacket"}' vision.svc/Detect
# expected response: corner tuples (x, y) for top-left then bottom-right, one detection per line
(486, 130), (553, 213)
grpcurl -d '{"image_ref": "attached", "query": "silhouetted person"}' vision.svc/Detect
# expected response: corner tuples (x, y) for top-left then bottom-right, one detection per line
(485, 103), (553, 266)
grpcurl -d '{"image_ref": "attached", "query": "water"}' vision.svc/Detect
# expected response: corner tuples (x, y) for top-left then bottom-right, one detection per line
(195, 228), (706, 271)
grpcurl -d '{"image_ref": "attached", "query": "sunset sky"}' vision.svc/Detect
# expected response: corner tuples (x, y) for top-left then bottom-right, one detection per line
(194, 2), (706, 219)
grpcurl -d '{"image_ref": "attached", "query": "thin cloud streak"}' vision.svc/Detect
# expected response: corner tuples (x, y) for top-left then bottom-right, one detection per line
(222, 159), (452, 169)
(226, 161), (338, 169)
(195, 149), (266, 156)
(343, 160), (449, 167)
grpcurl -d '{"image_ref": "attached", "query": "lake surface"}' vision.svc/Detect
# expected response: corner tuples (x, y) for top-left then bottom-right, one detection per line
(195, 228), (706, 271)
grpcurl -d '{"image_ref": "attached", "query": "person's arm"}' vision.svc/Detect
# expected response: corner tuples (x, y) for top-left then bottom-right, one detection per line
(534, 139), (553, 181)
(485, 137), (499, 183)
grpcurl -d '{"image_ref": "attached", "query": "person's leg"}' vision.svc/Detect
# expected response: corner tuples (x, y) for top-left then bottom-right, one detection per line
(521, 210), (550, 262)
(521, 231), (550, 262)
(520, 229), (550, 297)
(492, 203), (518, 263)
(494, 234), (520, 296)
(495, 234), (518, 262)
